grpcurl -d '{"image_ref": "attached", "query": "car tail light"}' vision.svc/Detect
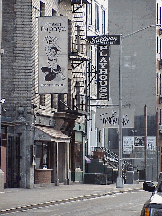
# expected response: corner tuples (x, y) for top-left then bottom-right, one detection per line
(145, 208), (150, 216)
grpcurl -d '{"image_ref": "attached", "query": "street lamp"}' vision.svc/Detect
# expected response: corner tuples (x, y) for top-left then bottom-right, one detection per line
(116, 35), (123, 188)
(116, 24), (159, 188)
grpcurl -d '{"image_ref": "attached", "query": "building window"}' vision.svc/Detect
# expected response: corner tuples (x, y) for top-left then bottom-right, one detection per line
(157, 3), (159, 24)
(160, 7), (162, 25)
(75, 81), (80, 110)
(160, 73), (162, 95)
(52, 9), (57, 16)
(160, 39), (161, 59)
(76, 25), (81, 53)
(87, 3), (92, 25)
(102, 10), (105, 35)
(95, 3), (99, 31)
(157, 36), (159, 54)
(51, 94), (58, 109)
(68, 20), (72, 55)
(75, 143), (83, 171)
(58, 94), (65, 111)
(157, 73), (159, 95)
(35, 142), (51, 169)
(40, 1), (45, 17)
(67, 78), (72, 109)
(40, 94), (45, 106)
(160, 109), (162, 125)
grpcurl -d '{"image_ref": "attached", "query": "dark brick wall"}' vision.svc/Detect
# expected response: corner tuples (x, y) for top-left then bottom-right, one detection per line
(2, 0), (33, 120)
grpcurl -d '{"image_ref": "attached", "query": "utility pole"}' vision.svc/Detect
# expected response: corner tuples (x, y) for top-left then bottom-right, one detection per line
(144, 104), (147, 181)
(116, 35), (124, 188)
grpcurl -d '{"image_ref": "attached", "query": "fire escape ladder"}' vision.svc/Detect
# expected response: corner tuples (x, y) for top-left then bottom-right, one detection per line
(70, 0), (91, 112)
(70, 0), (89, 69)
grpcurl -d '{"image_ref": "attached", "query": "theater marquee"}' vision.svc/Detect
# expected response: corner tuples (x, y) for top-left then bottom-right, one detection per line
(97, 45), (109, 100)
(38, 16), (68, 94)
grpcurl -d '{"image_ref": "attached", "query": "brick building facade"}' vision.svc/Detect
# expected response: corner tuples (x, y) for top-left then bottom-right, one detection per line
(0, 0), (90, 188)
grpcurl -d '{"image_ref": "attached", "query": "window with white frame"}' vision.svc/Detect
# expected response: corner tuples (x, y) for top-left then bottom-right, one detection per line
(102, 10), (105, 35)
(95, 3), (99, 31)
(87, 3), (92, 26)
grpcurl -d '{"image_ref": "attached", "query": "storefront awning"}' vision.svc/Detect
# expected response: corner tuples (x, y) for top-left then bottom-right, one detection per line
(35, 126), (70, 143)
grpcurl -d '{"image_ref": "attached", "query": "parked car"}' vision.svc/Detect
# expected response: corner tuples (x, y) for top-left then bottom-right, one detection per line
(141, 180), (162, 216)
(143, 181), (155, 192)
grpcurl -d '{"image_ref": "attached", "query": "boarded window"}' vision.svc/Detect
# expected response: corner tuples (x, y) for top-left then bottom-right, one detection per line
(40, 94), (45, 106)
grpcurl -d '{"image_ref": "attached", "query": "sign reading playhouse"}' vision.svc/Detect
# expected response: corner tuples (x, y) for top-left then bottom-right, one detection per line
(87, 35), (120, 100)
(97, 45), (109, 100)
(38, 16), (68, 94)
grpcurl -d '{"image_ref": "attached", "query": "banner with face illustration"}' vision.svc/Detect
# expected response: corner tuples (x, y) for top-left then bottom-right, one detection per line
(38, 16), (68, 93)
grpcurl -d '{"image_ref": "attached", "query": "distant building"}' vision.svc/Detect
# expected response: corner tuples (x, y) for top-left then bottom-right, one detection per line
(108, 0), (158, 180)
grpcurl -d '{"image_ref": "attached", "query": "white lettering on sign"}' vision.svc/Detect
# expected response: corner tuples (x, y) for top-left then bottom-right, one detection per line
(88, 35), (120, 45)
(97, 45), (109, 100)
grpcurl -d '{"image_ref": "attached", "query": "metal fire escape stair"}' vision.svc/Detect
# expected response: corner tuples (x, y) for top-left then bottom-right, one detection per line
(70, 0), (90, 70)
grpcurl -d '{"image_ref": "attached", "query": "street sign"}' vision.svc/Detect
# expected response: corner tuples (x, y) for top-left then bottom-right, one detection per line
(87, 35), (120, 45)
(96, 108), (134, 128)
(147, 136), (156, 150)
(123, 136), (134, 154)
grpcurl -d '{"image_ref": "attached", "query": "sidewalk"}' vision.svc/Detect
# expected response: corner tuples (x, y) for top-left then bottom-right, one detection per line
(0, 182), (144, 214)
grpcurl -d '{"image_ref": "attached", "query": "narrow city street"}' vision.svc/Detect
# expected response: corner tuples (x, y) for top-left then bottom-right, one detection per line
(5, 190), (151, 216)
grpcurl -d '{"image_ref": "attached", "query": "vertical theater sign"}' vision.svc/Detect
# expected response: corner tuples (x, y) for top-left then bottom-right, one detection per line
(87, 35), (120, 100)
(38, 16), (68, 94)
(97, 45), (109, 100)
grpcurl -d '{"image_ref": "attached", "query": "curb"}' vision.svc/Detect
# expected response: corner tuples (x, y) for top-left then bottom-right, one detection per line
(0, 187), (142, 215)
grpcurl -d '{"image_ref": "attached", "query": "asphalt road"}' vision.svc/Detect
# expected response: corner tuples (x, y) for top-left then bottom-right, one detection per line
(5, 190), (151, 216)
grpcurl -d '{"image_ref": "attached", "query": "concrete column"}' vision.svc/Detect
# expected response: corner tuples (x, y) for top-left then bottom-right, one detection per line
(55, 142), (59, 186)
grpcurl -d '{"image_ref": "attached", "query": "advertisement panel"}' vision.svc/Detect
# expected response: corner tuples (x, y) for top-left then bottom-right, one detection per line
(147, 136), (156, 150)
(38, 16), (68, 93)
(134, 136), (144, 147)
(96, 107), (134, 128)
(123, 136), (134, 154)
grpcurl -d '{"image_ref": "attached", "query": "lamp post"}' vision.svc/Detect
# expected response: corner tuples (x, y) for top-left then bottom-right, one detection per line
(116, 35), (123, 188)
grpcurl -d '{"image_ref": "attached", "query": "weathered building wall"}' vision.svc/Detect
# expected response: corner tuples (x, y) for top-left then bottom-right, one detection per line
(1, 0), (34, 188)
